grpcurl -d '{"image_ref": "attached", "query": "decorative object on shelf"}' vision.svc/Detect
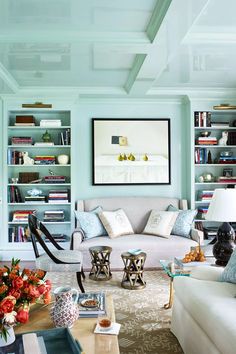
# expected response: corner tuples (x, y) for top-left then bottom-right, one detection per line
(202, 173), (214, 182)
(50, 286), (79, 328)
(42, 130), (52, 142)
(57, 154), (69, 165)
(10, 177), (18, 184)
(200, 131), (211, 137)
(0, 258), (51, 346)
(205, 189), (236, 266)
(219, 131), (228, 146)
(22, 102), (52, 108)
(223, 168), (233, 177)
(220, 151), (233, 157)
(27, 188), (43, 196)
(213, 104), (236, 110)
(22, 152), (34, 165)
(18, 172), (39, 184)
(207, 151), (212, 164)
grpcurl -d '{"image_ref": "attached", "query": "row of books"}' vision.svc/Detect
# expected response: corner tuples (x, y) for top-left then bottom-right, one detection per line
(8, 186), (70, 203)
(8, 186), (23, 203)
(60, 129), (71, 145)
(8, 150), (24, 164)
(194, 112), (211, 127)
(195, 148), (209, 164)
(198, 190), (214, 200)
(8, 225), (29, 242)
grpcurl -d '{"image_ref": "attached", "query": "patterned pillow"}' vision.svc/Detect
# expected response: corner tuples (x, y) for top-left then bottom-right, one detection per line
(143, 210), (178, 238)
(99, 209), (134, 239)
(167, 204), (197, 238)
(221, 248), (236, 284)
(74, 206), (107, 239)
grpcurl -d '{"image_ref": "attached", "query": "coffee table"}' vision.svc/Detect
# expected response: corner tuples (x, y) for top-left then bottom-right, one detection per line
(15, 294), (120, 354)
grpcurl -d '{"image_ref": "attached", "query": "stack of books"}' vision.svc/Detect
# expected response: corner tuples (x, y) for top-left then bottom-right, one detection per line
(78, 292), (106, 318)
(196, 137), (217, 145)
(43, 210), (64, 222)
(40, 119), (61, 127)
(8, 225), (29, 242)
(44, 175), (66, 183)
(48, 190), (69, 203)
(218, 176), (236, 183)
(12, 210), (36, 222)
(198, 206), (209, 219)
(11, 137), (33, 145)
(34, 156), (56, 165)
(34, 142), (54, 147)
(218, 156), (236, 164)
(14, 115), (35, 126)
(199, 190), (214, 201)
(211, 121), (230, 128)
(25, 195), (46, 203)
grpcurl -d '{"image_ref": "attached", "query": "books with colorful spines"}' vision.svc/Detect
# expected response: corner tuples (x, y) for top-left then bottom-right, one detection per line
(12, 210), (36, 221)
(78, 292), (106, 318)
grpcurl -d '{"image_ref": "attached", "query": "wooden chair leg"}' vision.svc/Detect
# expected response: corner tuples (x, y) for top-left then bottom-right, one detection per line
(81, 267), (86, 280)
(76, 272), (85, 293)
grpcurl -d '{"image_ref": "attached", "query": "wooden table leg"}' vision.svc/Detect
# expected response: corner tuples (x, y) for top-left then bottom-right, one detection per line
(164, 277), (174, 309)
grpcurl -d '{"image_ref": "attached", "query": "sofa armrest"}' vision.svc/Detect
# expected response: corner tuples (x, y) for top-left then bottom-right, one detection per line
(190, 265), (224, 282)
(190, 228), (204, 245)
(70, 228), (84, 250)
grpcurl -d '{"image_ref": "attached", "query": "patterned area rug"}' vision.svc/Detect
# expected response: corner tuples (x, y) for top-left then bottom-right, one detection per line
(48, 270), (183, 354)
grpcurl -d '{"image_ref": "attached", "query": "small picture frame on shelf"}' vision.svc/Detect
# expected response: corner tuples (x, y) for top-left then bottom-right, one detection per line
(223, 168), (233, 177)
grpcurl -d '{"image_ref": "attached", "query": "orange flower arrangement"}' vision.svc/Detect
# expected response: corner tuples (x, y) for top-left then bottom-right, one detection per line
(0, 258), (51, 341)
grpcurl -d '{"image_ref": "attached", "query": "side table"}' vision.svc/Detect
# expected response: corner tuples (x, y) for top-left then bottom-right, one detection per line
(121, 252), (146, 290)
(89, 246), (112, 281)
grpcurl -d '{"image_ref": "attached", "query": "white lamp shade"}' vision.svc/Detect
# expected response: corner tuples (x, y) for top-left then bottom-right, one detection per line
(205, 188), (236, 222)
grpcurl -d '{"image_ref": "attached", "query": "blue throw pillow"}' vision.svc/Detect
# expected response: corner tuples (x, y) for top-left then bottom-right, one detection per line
(167, 204), (197, 238)
(74, 206), (108, 239)
(221, 248), (236, 284)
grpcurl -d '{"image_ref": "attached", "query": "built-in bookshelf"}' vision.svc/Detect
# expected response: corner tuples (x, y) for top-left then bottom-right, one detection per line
(4, 108), (73, 253)
(193, 110), (236, 238)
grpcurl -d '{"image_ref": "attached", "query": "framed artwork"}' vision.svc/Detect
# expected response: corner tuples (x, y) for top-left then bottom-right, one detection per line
(92, 118), (171, 185)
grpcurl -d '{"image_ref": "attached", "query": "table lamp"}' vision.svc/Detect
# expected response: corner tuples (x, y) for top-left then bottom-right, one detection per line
(205, 188), (236, 266)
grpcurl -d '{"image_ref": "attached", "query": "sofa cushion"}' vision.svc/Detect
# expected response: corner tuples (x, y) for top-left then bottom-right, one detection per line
(221, 247), (236, 284)
(74, 206), (107, 239)
(143, 210), (178, 238)
(167, 204), (197, 238)
(99, 209), (134, 238)
(174, 276), (236, 354)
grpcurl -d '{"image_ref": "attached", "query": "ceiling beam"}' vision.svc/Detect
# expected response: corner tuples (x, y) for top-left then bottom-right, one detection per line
(124, 54), (146, 93)
(0, 30), (149, 44)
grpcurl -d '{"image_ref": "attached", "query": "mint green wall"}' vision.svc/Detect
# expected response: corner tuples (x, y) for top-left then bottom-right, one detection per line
(72, 99), (188, 202)
(0, 99), (3, 257)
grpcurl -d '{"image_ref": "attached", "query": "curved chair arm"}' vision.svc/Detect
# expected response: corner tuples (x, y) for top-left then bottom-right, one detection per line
(70, 228), (84, 250)
(191, 228), (204, 245)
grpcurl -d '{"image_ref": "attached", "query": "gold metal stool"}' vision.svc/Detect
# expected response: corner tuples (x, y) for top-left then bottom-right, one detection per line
(121, 252), (146, 290)
(89, 246), (112, 281)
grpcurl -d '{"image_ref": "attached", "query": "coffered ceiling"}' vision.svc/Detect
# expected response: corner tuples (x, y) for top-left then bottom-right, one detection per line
(0, 0), (235, 97)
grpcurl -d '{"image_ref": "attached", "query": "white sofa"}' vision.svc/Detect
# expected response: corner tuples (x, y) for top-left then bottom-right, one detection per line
(171, 266), (236, 354)
(71, 196), (203, 269)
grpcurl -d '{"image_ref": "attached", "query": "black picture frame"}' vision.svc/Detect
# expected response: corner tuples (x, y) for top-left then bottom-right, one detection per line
(92, 118), (171, 185)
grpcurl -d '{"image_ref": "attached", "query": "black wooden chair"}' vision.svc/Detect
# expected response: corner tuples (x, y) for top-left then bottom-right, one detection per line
(28, 214), (85, 293)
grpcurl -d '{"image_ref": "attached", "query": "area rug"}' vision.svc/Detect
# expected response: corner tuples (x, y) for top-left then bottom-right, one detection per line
(48, 270), (183, 354)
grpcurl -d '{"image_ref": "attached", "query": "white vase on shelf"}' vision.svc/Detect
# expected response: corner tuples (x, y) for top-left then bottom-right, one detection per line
(57, 154), (69, 165)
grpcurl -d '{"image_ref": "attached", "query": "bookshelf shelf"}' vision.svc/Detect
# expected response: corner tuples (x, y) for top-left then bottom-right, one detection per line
(8, 126), (71, 130)
(8, 202), (71, 205)
(195, 164), (236, 167)
(8, 145), (71, 148)
(8, 164), (71, 167)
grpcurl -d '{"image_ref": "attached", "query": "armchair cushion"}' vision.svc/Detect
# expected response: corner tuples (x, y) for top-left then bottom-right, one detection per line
(221, 247), (236, 284)
(191, 265), (224, 281)
(167, 204), (197, 238)
(36, 250), (82, 272)
(74, 206), (107, 239)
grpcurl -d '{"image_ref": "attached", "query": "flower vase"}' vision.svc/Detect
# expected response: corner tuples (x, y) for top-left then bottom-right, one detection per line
(0, 326), (15, 347)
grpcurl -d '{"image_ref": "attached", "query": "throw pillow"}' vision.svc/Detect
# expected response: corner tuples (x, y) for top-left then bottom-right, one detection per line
(99, 209), (134, 238)
(74, 206), (107, 239)
(167, 204), (197, 238)
(143, 210), (178, 238)
(221, 248), (236, 284)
